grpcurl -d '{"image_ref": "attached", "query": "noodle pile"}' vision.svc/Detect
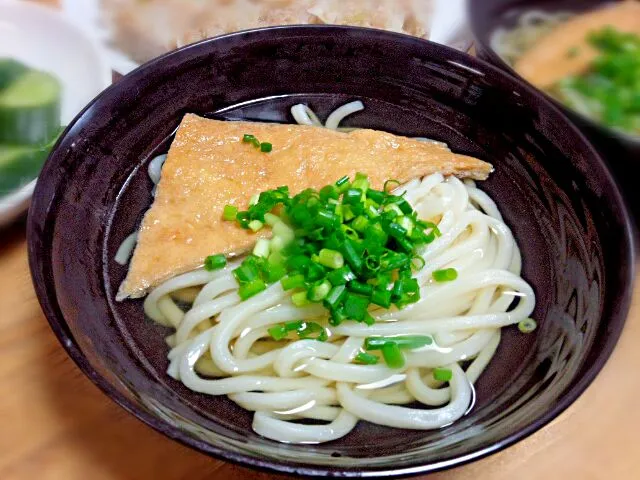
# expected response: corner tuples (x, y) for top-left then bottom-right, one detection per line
(132, 104), (536, 443)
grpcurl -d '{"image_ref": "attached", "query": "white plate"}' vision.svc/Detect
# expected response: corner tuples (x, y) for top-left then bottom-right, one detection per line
(61, 0), (472, 76)
(0, 0), (112, 228)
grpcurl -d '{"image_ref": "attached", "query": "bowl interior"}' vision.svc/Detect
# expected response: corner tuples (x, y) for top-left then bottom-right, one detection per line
(28, 27), (634, 477)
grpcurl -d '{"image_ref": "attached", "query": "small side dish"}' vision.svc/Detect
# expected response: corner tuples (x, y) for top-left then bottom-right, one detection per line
(491, 1), (640, 136)
(0, 59), (61, 196)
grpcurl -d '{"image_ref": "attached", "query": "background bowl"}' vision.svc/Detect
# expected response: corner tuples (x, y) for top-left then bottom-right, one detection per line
(28, 26), (635, 477)
(468, 0), (640, 213)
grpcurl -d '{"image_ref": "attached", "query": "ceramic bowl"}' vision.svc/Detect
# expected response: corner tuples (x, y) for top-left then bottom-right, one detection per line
(28, 26), (635, 477)
(468, 0), (640, 212)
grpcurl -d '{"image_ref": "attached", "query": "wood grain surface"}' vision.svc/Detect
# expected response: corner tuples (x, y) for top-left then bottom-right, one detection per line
(0, 217), (638, 480)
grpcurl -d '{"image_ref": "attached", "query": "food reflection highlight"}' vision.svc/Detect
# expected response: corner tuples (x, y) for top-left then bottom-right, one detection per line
(133, 104), (536, 444)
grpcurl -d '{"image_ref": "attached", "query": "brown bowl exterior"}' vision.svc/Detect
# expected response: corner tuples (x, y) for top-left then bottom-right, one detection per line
(28, 26), (635, 477)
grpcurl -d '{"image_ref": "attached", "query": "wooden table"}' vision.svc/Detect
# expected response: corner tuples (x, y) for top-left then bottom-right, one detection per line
(0, 217), (639, 480)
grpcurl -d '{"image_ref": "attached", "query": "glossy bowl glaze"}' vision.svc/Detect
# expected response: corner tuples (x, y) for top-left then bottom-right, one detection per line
(468, 0), (640, 212)
(28, 26), (635, 477)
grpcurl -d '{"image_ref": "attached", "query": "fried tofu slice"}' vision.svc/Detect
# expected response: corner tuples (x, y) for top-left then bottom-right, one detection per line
(117, 114), (492, 300)
(514, 1), (640, 90)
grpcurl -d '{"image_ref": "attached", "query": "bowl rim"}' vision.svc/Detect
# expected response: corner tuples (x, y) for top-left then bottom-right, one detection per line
(466, 0), (640, 147)
(27, 24), (637, 478)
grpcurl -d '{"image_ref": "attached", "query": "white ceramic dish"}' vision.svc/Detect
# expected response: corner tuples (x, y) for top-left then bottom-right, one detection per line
(0, 0), (112, 228)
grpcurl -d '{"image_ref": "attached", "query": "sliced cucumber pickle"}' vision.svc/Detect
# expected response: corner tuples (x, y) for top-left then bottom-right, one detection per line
(0, 70), (61, 145)
(0, 145), (48, 194)
(0, 59), (29, 90)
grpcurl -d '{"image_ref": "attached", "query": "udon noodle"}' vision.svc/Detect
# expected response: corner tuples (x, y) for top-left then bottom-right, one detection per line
(137, 103), (536, 443)
(491, 10), (573, 65)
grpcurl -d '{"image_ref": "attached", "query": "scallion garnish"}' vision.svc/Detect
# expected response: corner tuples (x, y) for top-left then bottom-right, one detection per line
(238, 278), (266, 300)
(354, 352), (379, 365)
(223, 204), (238, 221)
(204, 174), (445, 326)
(204, 254), (226, 271)
(364, 335), (433, 351)
(433, 268), (458, 282)
(243, 133), (273, 153)
(381, 342), (405, 369)
(433, 367), (452, 382)
(383, 179), (401, 193)
(518, 318), (537, 334)
(268, 320), (328, 342)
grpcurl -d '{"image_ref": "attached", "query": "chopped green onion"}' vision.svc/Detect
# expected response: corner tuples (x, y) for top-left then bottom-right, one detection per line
(215, 173), (438, 319)
(370, 288), (392, 308)
(352, 215), (369, 232)
(411, 255), (426, 271)
(308, 280), (332, 302)
(348, 281), (373, 297)
(366, 189), (386, 204)
(273, 221), (295, 243)
(263, 262), (287, 283)
(305, 263), (326, 282)
(320, 185), (339, 202)
(297, 321), (328, 341)
(317, 249), (344, 269)
(281, 274), (306, 291)
(287, 254), (311, 272)
(284, 320), (304, 332)
(433, 268), (458, 282)
(204, 254), (226, 271)
(383, 179), (401, 193)
(234, 262), (258, 283)
(381, 342), (405, 369)
(397, 216), (414, 235)
(238, 278), (266, 300)
(354, 352), (379, 365)
(327, 266), (357, 286)
(260, 142), (273, 153)
(364, 255), (381, 272)
(324, 285), (347, 309)
(335, 175), (350, 187)
(329, 306), (348, 326)
(352, 173), (370, 192)
(343, 188), (363, 205)
(387, 222), (408, 240)
(270, 236), (287, 252)
(291, 291), (311, 307)
(363, 312), (375, 326)
(316, 209), (341, 229)
(253, 238), (270, 258)
(518, 318), (537, 333)
(264, 212), (280, 226)
(433, 367), (452, 382)
(341, 239), (363, 273)
(223, 205), (238, 221)
(343, 293), (369, 322)
(243, 134), (259, 147)
(248, 220), (264, 232)
(268, 325), (288, 341)
(365, 335), (433, 351)
(384, 203), (403, 217)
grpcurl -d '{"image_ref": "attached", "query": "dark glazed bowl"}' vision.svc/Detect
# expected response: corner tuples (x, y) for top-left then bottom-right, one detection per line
(468, 0), (640, 213)
(28, 26), (635, 477)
